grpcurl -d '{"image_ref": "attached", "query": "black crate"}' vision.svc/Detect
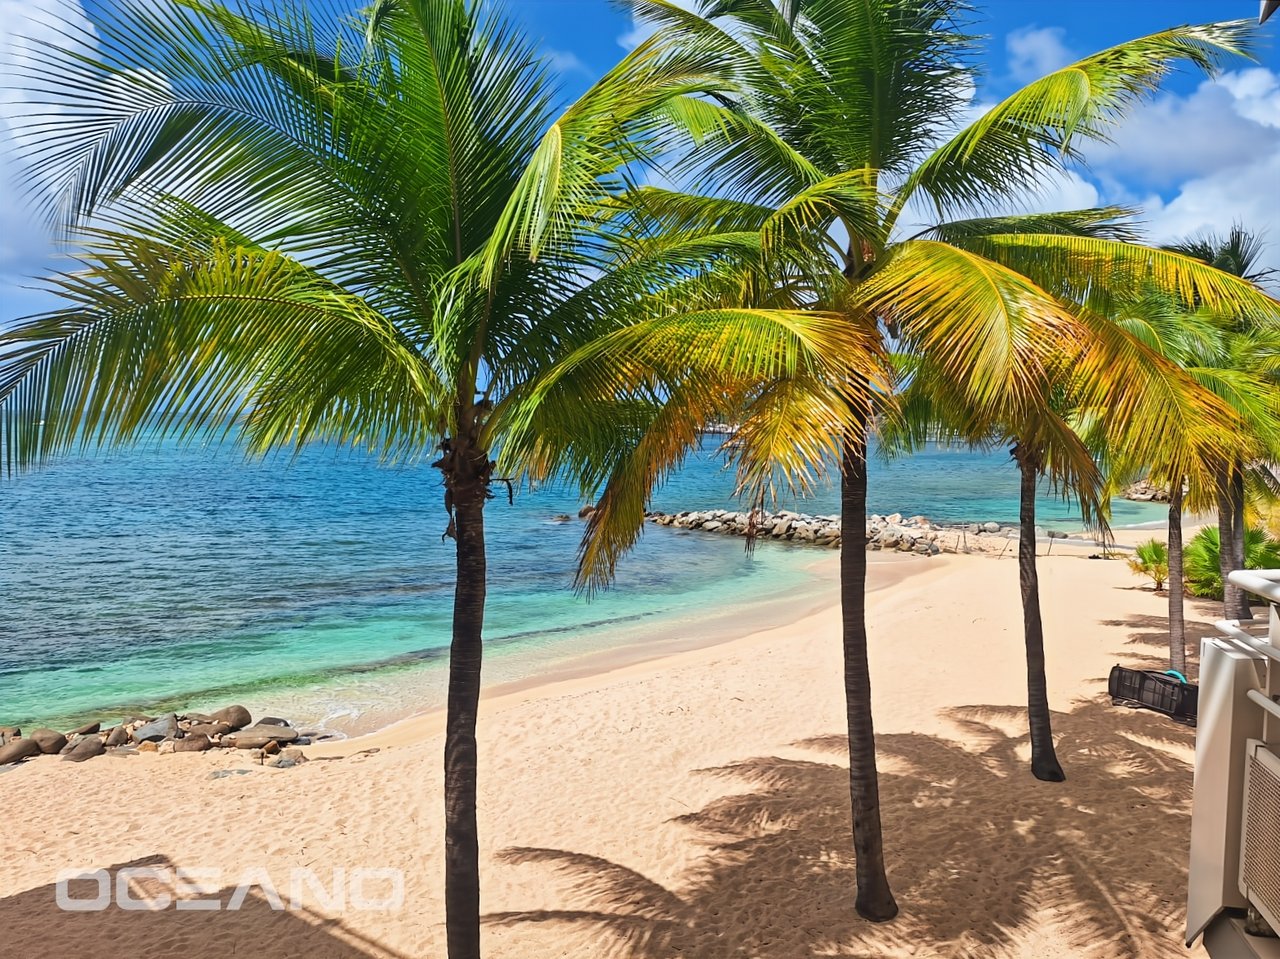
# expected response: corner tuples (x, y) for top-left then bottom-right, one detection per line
(1108, 665), (1198, 725)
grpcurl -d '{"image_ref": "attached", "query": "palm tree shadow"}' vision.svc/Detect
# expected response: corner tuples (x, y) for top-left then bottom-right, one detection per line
(1099, 603), (1218, 679)
(489, 699), (1196, 958)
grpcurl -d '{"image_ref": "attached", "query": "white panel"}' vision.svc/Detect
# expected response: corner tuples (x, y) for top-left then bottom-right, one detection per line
(1188, 639), (1266, 945)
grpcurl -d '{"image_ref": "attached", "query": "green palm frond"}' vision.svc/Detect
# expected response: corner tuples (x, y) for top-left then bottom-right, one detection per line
(899, 20), (1255, 218)
(1, 230), (444, 468)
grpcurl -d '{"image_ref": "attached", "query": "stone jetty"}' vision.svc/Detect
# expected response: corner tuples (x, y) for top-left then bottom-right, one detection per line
(0, 706), (327, 769)
(646, 508), (1096, 556)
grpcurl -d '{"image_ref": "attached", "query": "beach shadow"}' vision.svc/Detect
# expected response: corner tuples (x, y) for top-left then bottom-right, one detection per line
(488, 699), (1196, 959)
(0, 854), (410, 959)
(1100, 604), (1218, 680)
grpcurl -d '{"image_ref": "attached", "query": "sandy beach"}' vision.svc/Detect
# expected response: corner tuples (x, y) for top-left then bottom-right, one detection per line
(0, 530), (1215, 959)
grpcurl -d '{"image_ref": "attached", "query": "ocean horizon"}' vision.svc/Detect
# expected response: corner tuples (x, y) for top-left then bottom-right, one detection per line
(0, 435), (1166, 734)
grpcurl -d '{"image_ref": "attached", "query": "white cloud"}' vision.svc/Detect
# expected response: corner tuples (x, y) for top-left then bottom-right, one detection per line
(618, 0), (700, 50)
(1073, 67), (1280, 278)
(1006, 26), (1074, 83)
(0, 0), (96, 277)
(546, 48), (589, 77)
(1085, 73), (1280, 188)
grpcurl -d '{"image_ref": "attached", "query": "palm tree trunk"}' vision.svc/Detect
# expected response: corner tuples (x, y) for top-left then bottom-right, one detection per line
(442, 440), (490, 959)
(839, 423), (898, 922)
(1231, 465), (1251, 620)
(1168, 480), (1186, 676)
(1219, 465), (1251, 620)
(1015, 445), (1065, 782)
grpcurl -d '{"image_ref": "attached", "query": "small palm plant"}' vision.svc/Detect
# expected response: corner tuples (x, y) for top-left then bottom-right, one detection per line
(1184, 526), (1280, 599)
(1128, 539), (1170, 591)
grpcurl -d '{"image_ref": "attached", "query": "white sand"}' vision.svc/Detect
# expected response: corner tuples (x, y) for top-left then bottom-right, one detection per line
(0, 533), (1216, 958)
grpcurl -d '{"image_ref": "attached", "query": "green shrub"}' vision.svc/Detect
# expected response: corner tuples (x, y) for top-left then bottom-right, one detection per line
(1128, 539), (1169, 591)
(1184, 525), (1280, 599)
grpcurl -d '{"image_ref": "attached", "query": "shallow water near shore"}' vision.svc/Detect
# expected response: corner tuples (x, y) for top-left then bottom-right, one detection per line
(0, 436), (1164, 732)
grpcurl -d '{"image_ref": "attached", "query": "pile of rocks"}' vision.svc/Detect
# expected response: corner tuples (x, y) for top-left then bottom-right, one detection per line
(647, 509), (948, 555)
(1123, 480), (1171, 503)
(0, 705), (318, 769)
(647, 508), (1097, 557)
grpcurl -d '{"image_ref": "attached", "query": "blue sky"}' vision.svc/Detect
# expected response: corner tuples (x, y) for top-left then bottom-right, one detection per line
(2, 0), (1278, 319)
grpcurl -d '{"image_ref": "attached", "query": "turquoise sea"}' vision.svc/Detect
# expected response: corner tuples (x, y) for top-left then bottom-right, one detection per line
(0, 437), (1165, 734)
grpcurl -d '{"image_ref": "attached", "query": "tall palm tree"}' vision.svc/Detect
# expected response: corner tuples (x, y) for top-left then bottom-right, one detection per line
(1167, 227), (1279, 620)
(587, 0), (1280, 918)
(1109, 289), (1280, 670)
(0, 2), (878, 955)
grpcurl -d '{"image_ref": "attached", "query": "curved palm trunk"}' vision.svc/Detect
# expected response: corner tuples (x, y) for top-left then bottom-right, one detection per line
(840, 424), (898, 922)
(1014, 445), (1065, 782)
(441, 437), (491, 959)
(1168, 481), (1186, 676)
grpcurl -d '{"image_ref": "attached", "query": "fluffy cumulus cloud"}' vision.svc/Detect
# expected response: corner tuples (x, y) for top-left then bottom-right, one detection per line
(1005, 26), (1074, 83)
(1085, 71), (1280, 189)
(1078, 67), (1280, 276)
(0, 0), (96, 279)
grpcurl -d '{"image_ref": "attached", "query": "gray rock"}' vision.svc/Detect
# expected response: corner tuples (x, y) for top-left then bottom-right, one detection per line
(257, 717), (291, 727)
(0, 738), (40, 765)
(983, 522), (1001, 533)
(1048, 530), (1068, 539)
(967, 523), (981, 534)
(702, 521), (723, 532)
(185, 722), (231, 739)
(62, 737), (105, 763)
(69, 721), (100, 736)
(173, 734), (212, 753)
(180, 712), (216, 724)
(281, 747), (308, 763)
(29, 728), (68, 755)
(104, 726), (131, 747)
(210, 705), (252, 731)
(226, 724), (300, 748)
(132, 714), (179, 744)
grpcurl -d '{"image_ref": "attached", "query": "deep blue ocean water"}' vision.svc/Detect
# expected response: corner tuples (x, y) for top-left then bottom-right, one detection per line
(0, 436), (1164, 733)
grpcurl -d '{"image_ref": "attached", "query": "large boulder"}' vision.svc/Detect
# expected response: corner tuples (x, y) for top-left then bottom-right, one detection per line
(173, 734), (212, 753)
(132, 714), (179, 744)
(0, 738), (40, 765)
(62, 737), (105, 763)
(69, 721), (100, 736)
(210, 705), (252, 731)
(104, 726), (131, 747)
(226, 725), (300, 749)
(29, 728), (68, 755)
(184, 722), (231, 739)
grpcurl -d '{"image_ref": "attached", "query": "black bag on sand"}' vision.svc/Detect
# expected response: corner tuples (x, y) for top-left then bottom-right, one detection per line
(1108, 665), (1198, 726)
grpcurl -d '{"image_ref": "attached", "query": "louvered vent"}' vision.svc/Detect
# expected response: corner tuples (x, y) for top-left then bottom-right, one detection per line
(1241, 743), (1280, 932)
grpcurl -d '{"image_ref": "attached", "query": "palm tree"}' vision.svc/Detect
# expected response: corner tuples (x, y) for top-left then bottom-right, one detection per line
(0, 2), (877, 955)
(593, 0), (1280, 917)
(1109, 288), (1280, 670)
(1167, 227), (1279, 620)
